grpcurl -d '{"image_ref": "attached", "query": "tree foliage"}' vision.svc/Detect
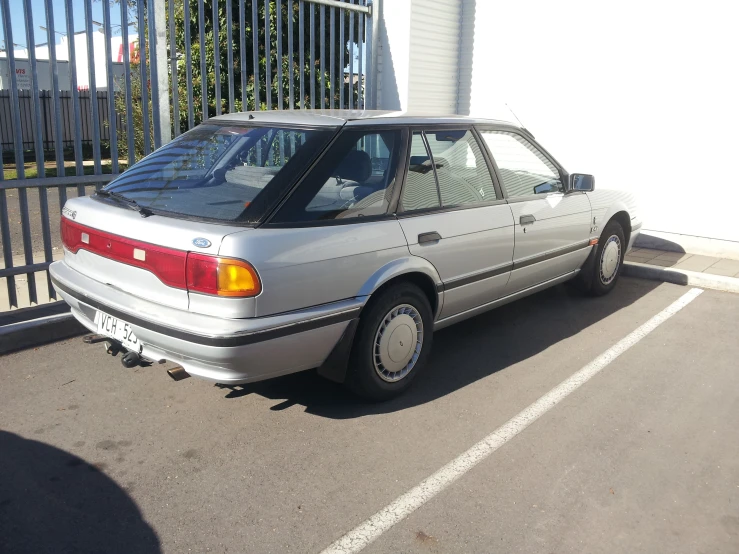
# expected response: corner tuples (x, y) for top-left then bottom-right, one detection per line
(117, 0), (361, 161)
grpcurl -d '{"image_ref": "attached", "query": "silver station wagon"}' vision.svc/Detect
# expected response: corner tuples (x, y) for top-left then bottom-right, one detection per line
(51, 111), (641, 400)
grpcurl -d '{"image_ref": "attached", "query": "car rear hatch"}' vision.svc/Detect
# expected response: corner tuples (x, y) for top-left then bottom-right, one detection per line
(58, 119), (339, 316)
(60, 195), (250, 313)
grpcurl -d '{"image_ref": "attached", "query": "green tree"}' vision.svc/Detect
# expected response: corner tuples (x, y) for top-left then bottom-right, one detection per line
(116, 0), (361, 162)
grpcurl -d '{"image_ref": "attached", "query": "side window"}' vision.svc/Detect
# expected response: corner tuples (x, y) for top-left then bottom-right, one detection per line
(425, 130), (498, 206)
(480, 131), (563, 197)
(400, 132), (442, 211)
(271, 129), (401, 223)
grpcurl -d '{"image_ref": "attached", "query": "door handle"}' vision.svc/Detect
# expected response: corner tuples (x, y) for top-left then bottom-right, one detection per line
(418, 232), (442, 244)
(520, 214), (536, 225)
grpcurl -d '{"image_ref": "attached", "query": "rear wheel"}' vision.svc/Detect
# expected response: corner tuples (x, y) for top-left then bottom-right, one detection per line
(586, 220), (626, 296)
(345, 283), (434, 401)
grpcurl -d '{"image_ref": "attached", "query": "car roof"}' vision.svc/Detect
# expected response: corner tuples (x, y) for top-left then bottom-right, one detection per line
(210, 109), (519, 129)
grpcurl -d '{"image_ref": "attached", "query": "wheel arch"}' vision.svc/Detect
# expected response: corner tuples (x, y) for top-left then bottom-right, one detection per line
(317, 258), (442, 384)
(608, 210), (632, 247)
(357, 257), (443, 319)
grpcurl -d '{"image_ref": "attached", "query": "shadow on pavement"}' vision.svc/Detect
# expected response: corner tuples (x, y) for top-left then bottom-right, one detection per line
(219, 277), (663, 418)
(0, 431), (160, 554)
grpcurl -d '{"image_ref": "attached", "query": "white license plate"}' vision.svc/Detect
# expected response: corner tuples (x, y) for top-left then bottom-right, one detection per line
(95, 311), (141, 352)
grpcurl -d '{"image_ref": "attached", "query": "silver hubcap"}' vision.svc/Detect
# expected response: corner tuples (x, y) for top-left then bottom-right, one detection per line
(600, 235), (622, 285)
(373, 304), (424, 383)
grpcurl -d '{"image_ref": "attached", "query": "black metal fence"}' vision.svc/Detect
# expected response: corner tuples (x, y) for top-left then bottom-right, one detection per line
(0, 90), (122, 153)
(0, 0), (377, 315)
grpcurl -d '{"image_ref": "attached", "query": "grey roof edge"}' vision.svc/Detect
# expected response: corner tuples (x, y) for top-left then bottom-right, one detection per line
(209, 109), (519, 128)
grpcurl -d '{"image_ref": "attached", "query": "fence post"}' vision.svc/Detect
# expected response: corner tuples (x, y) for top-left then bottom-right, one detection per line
(148, 0), (171, 147)
(367, 0), (380, 109)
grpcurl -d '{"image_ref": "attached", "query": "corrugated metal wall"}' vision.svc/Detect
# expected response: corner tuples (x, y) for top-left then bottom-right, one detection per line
(407, 0), (461, 113)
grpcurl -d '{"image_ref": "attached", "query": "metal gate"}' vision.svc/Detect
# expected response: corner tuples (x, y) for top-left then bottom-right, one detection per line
(0, 0), (377, 316)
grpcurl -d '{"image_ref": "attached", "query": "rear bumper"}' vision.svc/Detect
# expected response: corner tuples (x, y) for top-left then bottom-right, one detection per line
(50, 261), (363, 384)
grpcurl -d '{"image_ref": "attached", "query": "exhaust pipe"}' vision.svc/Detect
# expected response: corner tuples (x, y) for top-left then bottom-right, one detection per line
(167, 366), (191, 381)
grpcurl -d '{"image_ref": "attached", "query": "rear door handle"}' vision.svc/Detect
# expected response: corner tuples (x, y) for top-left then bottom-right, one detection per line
(520, 214), (536, 225)
(418, 232), (442, 244)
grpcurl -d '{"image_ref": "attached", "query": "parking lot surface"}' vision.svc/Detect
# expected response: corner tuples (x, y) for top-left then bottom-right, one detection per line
(1, 277), (738, 553)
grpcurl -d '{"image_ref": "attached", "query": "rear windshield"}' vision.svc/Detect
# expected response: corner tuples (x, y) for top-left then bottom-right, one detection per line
(100, 123), (336, 223)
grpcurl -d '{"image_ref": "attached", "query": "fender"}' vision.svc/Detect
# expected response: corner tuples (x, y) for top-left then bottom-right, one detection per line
(586, 189), (639, 243)
(317, 256), (444, 384)
(357, 255), (444, 317)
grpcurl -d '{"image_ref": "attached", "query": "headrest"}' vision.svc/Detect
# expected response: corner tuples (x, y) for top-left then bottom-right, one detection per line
(336, 150), (372, 183)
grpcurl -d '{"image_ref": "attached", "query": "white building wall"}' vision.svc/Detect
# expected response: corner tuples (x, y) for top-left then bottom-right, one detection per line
(378, 0), (467, 114)
(467, 0), (739, 248)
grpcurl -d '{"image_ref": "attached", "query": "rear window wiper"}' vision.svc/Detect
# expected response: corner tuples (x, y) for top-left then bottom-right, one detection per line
(96, 190), (154, 218)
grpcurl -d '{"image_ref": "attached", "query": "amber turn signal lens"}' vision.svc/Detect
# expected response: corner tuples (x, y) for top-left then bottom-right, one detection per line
(186, 253), (262, 297)
(217, 260), (261, 296)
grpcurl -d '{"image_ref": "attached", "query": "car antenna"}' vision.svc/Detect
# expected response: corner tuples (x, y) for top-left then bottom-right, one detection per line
(249, 114), (255, 120)
(505, 103), (533, 137)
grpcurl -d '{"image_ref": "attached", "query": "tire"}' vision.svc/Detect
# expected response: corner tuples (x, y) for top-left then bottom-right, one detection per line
(345, 283), (434, 401)
(586, 220), (626, 296)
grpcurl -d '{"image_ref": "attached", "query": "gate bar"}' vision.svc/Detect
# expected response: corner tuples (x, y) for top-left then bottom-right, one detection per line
(169, 0), (180, 136)
(0, 0), (38, 305)
(43, 0), (66, 199)
(23, 0), (56, 299)
(199, 0), (208, 120)
(339, 6), (344, 108)
(83, 0), (102, 175)
(288, 0), (295, 108)
(138, 0), (151, 153)
(252, 0), (260, 109)
(299, 0), (305, 108)
(348, 0), (354, 110)
(120, 0), (135, 166)
(103, 0), (120, 170)
(64, 0), (85, 190)
(358, 1), (364, 109)
(213, 0), (221, 115)
(276, 0), (283, 109)
(265, 0), (271, 110)
(184, 0), (195, 127)
(226, 0), (235, 113)
(239, 0), (248, 110)
(329, 6), (335, 109)
(319, 4), (325, 108)
(309, 2), (315, 108)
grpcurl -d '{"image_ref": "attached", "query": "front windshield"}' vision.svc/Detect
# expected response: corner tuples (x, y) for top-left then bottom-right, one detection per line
(101, 123), (336, 223)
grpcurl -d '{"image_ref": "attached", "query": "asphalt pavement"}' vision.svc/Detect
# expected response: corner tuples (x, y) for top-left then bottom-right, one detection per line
(1, 277), (737, 553)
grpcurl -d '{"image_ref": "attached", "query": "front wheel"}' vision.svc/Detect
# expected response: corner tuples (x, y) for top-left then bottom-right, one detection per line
(585, 220), (626, 296)
(345, 283), (434, 401)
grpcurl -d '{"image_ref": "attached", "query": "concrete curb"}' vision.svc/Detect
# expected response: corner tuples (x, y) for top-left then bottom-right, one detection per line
(623, 261), (739, 294)
(0, 311), (86, 355)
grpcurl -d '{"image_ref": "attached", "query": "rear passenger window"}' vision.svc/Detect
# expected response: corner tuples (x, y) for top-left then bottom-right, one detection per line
(400, 132), (442, 211)
(271, 129), (401, 223)
(400, 130), (498, 213)
(480, 131), (563, 197)
(425, 130), (498, 206)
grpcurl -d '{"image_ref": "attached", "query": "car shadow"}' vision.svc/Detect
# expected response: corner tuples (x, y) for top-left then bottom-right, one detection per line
(218, 277), (663, 418)
(0, 431), (160, 554)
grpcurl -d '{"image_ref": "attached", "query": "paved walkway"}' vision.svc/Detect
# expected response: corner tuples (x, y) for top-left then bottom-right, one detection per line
(625, 248), (739, 277)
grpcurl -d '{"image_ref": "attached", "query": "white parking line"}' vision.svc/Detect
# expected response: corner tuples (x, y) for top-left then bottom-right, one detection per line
(320, 287), (704, 554)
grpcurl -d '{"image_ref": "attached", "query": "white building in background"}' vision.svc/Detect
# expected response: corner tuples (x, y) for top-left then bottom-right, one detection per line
(0, 31), (137, 91)
(377, 0), (739, 257)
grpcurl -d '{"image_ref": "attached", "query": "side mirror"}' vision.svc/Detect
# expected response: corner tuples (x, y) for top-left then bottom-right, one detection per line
(569, 173), (595, 192)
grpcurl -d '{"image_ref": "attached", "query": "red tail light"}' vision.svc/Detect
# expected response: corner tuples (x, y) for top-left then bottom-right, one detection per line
(60, 217), (261, 297)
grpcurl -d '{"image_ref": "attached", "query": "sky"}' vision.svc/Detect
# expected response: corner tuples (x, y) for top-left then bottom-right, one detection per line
(0, 0), (128, 50)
